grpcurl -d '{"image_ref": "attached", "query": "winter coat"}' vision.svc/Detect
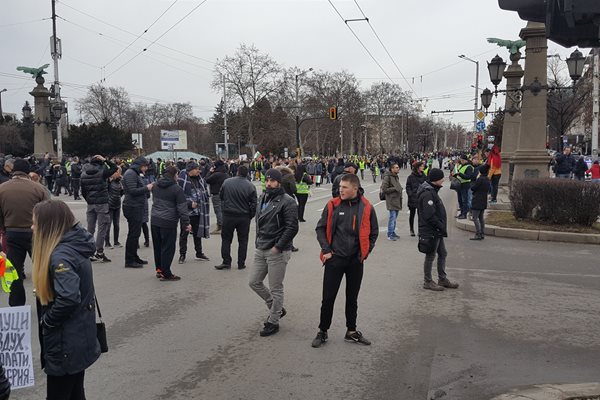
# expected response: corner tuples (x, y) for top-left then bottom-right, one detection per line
(279, 168), (297, 198)
(381, 171), (403, 211)
(177, 171), (209, 217)
(220, 176), (257, 218)
(151, 177), (190, 229)
(406, 171), (426, 209)
(205, 166), (229, 195)
(470, 175), (491, 210)
(586, 163), (600, 179)
(107, 178), (123, 210)
(122, 159), (149, 209)
(39, 223), (101, 376)
(81, 160), (117, 205)
(554, 153), (576, 175)
(255, 187), (298, 251)
(70, 163), (82, 179)
(574, 158), (588, 179)
(417, 181), (447, 238)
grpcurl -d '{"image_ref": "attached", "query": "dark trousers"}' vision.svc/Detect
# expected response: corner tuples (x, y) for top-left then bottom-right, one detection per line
(409, 206), (417, 233)
(220, 214), (250, 267)
(424, 237), (447, 282)
(179, 215), (203, 257)
(490, 174), (501, 201)
(459, 184), (470, 216)
(319, 255), (364, 332)
(7, 230), (32, 306)
(296, 193), (308, 221)
(123, 206), (143, 264)
(142, 222), (149, 244)
(105, 207), (121, 245)
(71, 178), (81, 199)
(54, 181), (71, 195)
(151, 225), (177, 277)
(45, 176), (54, 192)
(47, 370), (86, 400)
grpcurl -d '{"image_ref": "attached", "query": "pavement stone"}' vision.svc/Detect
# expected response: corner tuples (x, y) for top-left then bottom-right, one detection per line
(491, 382), (600, 400)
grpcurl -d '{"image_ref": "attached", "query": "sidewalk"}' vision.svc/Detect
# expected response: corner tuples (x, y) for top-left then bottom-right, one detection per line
(490, 383), (600, 400)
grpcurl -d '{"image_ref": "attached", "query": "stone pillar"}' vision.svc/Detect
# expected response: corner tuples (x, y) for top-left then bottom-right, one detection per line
(30, 75), (55, 157)
(499, 51), (524, 186)
(512, 22), (550, 180)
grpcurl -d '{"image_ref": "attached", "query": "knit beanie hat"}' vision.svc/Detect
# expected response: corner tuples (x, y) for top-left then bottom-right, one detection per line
(264, 168), (282, 183)
(186, 161), (199, 172)
(427, 168), (444, 182)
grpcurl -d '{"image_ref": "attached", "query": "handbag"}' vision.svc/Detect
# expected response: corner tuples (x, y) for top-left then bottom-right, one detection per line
(95, 296), (109, 353)
(450, 177), (461, 192)
(417, 236), (437, 254)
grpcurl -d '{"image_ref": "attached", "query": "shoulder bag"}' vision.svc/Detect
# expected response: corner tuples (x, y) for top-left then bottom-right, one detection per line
(95, 296), (109, 353)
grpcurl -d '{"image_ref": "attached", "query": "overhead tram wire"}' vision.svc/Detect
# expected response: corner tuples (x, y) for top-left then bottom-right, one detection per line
(102, 0), (180, 68)
(57, 0), (216, 66)
(103, 0), (210, 80)
(327, 0), (396, 85)
(0, 18), (51, 28)
(352, 0), (415, 95)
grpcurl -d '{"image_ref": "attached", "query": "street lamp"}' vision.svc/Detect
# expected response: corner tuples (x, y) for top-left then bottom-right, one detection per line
(487, 54), (507, 90)
(295, 67), (313, 156)
(566, 48), (585, 84)
(459, 55), (480, 136)
(0, 88), (7, 121)
(22, 101), (32, 120)
(481, 88), (493, 111)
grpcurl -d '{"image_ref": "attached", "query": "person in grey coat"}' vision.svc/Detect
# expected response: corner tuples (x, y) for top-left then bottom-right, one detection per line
(381, 163), (403, 240)
(151, 166), (191, 280)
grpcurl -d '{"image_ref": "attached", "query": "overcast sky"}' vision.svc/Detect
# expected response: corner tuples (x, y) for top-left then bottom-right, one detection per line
(1, 0), (579, 130)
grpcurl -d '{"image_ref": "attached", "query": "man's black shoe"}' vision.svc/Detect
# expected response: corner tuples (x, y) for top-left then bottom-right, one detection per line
(311, 331), (328, 348)
(214, 264), (231, 270)
(144, 241), (150, 248)
(136, 258), (149, 265)
(344, 330), (371, 345)
(125, 262), (144, 269)
(260, 322), (279, 337)
(195, 254), (210, 261)
(178, 255), (185, 264)
(291, 246), (299, 252)
(96, 253), (111, 263)
(238, 264), (246, 270)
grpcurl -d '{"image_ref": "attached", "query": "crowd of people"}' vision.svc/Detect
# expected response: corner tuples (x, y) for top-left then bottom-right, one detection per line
(1, 144), (598, 399)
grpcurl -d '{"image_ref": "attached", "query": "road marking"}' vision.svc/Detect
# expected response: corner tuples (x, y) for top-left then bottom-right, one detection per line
(452, 267), (600, 279)
(373, 200), (385, 207)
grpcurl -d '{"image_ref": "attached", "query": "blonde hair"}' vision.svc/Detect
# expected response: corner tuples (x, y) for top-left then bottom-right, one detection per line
(32, 200), (76, 305)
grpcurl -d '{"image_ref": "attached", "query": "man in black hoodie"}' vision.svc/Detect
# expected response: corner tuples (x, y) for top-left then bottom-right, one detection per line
(122, 156), (154, 268)
(205, 159), (229, 234)
(417, 168), (459, 291)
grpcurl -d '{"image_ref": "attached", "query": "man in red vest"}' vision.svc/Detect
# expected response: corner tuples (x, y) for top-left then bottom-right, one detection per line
(312, 174), (378, 348)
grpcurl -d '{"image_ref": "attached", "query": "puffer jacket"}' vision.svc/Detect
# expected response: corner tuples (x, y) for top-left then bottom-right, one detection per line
(417, 181), (447, 238)
(406, 171), (426, 209)
(122, 159), (149, 209)
(39, 223), (101, 376)
(381, 171), (403, 211)
(255, 187), (299, 251)
(81, 159), (117, 204)
(108, 178), (123, 210)
(470, 175), (491, 211)
(151, 177), (190, 229)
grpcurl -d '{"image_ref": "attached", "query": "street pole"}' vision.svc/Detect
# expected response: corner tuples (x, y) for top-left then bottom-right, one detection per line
(294, 68), (312, 158)
(592, 48), (599, 161)
(0, 89), (6, 121)
(340, 119), (344, 156)
(51, 0), (63, 158)
(459, 55), (479, 143)
(223, 74), (229, 160)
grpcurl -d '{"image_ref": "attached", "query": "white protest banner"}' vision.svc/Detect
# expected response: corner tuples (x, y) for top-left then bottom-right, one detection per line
(0, 305), (35, 389)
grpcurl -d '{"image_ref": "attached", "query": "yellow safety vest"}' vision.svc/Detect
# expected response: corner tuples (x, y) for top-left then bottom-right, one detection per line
(0, 257), (18, 293)
(358, 161), (365, 170)
(260, 172), (266, 191)
(456, 164), (471, 183)
(297, 173), (310, 195)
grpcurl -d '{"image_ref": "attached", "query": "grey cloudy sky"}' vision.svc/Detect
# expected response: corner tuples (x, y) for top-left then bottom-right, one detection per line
(1, 0), (578, 130)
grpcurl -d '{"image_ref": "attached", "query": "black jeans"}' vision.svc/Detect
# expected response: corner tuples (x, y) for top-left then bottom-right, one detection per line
(490, 174), (501, 201)
(151, 225), (177, 277)
(423, 237), (447, 282)
(296, 193), (308, 220)
(142, 222), (149, 244)
(47, 370), (86, 400)
(7, 230), (32, 306)
(123, 206), (143, 264)
(409, 206), (417, 233)
(472, 209), (485, 235)
(319, 255), (364, 332)
(105, 207), (121, 245)
(220, 214), (250, 267)
(179, 215), (203, 257)
(71, 178), (81, 199)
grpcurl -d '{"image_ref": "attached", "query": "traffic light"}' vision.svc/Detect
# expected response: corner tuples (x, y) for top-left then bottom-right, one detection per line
(329, 106), (337, 120)
(499, 0), (600, 47)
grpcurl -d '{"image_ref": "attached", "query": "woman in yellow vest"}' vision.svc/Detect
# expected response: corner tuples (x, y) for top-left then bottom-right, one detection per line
(295, 164), (313, 222)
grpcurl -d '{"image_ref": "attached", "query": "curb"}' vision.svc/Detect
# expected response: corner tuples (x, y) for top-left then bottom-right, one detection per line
(490, 382), (600, 400)
(455, 218), (600, 245)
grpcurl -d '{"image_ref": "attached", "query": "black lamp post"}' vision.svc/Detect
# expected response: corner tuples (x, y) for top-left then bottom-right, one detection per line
(480, 88), (493, 111)
(487, 55), (507, 90)
(22, 101), (32, 120)
(566, 49), (585, 84)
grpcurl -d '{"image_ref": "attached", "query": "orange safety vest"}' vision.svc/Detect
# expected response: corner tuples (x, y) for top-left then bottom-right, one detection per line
(320, 196), (373, 263)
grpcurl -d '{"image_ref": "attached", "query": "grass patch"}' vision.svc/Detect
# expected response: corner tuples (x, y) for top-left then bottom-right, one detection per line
(487, 211), (600, 234)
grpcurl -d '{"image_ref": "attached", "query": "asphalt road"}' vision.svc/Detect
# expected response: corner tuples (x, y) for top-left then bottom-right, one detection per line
(14, 169), (600, 400)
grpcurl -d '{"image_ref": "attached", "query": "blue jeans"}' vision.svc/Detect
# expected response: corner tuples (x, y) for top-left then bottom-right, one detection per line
(459, 185), (470, 216)
(387, 210), (399, 237)
(556, 173), (571, 179)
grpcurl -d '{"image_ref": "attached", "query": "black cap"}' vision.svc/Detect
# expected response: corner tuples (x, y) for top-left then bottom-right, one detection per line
(427, 168), (444, 182)
(264, 168), (282, 183)
(12, 158), (30, 174)
(186, 161), (199, 172)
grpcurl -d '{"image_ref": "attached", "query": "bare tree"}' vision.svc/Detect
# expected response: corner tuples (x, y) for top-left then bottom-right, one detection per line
(212, 44), (282, 151)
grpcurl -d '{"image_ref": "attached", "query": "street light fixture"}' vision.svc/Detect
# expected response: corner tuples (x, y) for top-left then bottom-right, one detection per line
(22, 101), (32, 120)
(459, 54), (480, 136)
(295, 67), (313, 156)
(566, 48), (585, 83)
(480, 88), (493, 111)
(487, 54), (507, 89)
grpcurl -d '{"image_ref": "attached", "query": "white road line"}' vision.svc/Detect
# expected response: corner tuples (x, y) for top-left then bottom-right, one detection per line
(452, 267), (600, 278)
(317, 208), (323, 212)
(373, 200), (385, 207)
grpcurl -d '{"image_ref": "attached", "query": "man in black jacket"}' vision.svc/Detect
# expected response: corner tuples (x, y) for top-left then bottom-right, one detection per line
(215, 165), (257, 270)
(248, 168), (298, 337)
(554, 146), (576, 178)
(81, 155), (118, 262)
(417, 168), (459, 291)
(122, 156), (154, 268)
(205, 160), (229, 234)
(70, 156), (82, 200)
(312, 174), (378, 348)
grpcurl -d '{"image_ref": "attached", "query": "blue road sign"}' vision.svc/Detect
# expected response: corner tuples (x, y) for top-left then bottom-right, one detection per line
(476, 120), (485, 132)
